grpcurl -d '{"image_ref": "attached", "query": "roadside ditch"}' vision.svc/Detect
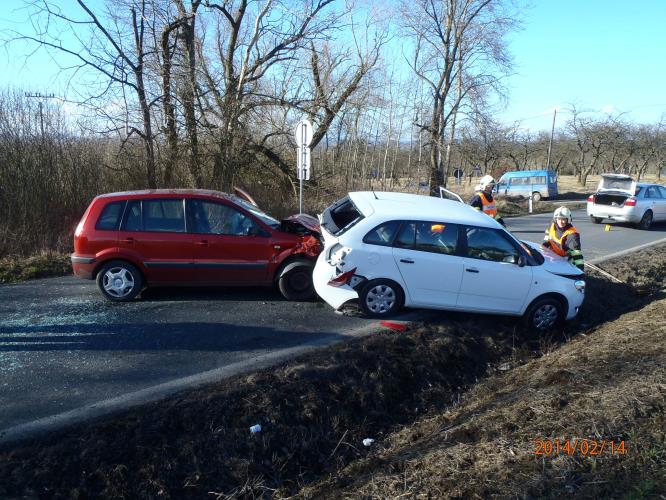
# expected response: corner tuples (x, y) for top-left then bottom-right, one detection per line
(0, 244), (664, 499)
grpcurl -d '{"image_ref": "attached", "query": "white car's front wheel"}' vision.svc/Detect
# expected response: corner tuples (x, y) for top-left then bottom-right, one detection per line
(524, 296), (564, 331)
(359, 279), (404, 318)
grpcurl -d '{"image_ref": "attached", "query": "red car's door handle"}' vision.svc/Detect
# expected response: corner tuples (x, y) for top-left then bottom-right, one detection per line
(195, 240), (209, 247)
(120, 237), (134, 244)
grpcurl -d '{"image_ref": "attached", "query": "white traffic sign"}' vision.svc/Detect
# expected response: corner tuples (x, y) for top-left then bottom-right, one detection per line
(297, 146), (311, 180)
(295, 119), (313, 147)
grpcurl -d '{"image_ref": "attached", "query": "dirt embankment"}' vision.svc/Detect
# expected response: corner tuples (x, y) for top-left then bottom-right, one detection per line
(0, 246), (664, 499)
(304, 278), (666, 498)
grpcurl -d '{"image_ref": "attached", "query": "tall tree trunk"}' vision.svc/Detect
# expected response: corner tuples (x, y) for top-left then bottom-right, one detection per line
(160, 21), (181, 187)
(176, 0), (202, 187)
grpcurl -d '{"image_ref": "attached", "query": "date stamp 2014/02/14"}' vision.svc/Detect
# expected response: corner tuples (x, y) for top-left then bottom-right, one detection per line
(535, 439), (626, 457)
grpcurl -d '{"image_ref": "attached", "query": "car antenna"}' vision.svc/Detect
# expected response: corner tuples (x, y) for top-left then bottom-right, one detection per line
(371, 187), (378, 199)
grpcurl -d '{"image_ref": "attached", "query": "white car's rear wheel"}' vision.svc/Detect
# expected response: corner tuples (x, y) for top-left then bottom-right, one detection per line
(359, 279), (404, 318)
(638, 210), (653, 230)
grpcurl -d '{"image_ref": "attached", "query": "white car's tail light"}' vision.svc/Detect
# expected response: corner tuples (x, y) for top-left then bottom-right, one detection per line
(327, 267), (357, 287)
(624, 197), (637, 207)
(587, 194), (595, 203)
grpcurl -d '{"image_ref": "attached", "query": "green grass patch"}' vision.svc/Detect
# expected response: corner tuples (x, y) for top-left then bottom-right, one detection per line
(0, 252), (72, 283)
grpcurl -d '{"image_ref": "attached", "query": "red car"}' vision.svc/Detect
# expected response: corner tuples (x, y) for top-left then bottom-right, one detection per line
(71, 189), (322, 301)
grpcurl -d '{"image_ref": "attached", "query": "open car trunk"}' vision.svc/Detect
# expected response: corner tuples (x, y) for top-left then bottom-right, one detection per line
(593, 174), (637, 206)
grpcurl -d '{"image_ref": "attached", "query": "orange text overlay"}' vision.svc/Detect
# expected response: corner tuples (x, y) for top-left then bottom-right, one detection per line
(534, 439), (626, 457)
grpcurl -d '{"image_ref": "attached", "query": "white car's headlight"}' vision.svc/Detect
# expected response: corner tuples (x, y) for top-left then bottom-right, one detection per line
(574, 280), (585, 292)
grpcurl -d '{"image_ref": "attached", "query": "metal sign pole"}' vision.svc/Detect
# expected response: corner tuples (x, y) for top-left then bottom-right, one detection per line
(299, 143), (304, 214)
(295, 119), (313, 215)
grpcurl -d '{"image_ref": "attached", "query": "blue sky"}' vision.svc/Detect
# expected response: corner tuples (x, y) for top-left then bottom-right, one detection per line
(499, 0), (666, 131)
(1, 0), (665, 132)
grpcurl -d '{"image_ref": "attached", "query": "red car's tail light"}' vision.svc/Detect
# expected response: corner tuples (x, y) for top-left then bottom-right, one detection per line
(587, 194), (595, 203)
(327, 267), (357, 287)
(624, 197), (637, 206)
(74, 220), (85, 237)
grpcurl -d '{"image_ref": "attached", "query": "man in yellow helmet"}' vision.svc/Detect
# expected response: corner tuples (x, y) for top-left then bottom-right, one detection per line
(469, 175), (505, 226)
(542, 206), (585, 270)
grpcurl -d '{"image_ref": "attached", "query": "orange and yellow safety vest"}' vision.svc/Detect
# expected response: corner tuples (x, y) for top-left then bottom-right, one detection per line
(546, 223), (579, 257)
(478, 192), (497, 218)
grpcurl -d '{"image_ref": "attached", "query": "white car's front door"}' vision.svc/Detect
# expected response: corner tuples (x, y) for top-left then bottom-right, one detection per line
(456, 226), (533, 314)
(392, 221), (464, 307)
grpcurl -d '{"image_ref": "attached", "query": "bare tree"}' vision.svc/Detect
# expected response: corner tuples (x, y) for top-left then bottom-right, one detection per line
(308, 24), (385, 152)
(632, 123), (661, 181)
(606, 121), (635, 175)
(16, 0), (162, 187)
(401, 0), (517, 193)
(458, 113), (504, 180)
(196, 0), (342, 188)
(504, 127), (541, 170)
(173, 0), (203, 185)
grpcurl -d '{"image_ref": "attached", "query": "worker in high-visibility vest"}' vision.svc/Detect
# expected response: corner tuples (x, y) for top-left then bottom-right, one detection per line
(469, 175), (505, 226)
(542, 206), (585, 270)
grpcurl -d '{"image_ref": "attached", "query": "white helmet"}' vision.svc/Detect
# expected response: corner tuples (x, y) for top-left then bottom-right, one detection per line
(553, 206), (572, 224)
(479, 175), (496, 190)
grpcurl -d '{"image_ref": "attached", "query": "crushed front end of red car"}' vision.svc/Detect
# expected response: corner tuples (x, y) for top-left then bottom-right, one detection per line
(280, 214), (322, 258)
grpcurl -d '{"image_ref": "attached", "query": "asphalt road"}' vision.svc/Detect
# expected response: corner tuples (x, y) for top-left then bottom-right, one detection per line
(1, 209), (665, 442)
(505, 208), (666, 262)
(0, 283), (385, 440)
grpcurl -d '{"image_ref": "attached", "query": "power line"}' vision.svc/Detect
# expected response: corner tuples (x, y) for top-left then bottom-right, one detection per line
(24, 92), (57, 136)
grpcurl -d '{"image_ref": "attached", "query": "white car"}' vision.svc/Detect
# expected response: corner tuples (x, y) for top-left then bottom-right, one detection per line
(314, 192), (585, 330)
(586, 174), (666, 230)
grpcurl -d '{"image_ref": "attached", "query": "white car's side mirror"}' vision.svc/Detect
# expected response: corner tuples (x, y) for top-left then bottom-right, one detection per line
(503, 254), (526, 267)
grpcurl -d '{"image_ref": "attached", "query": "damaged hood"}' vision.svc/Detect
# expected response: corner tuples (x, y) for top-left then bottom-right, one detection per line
(523, 240), (584, 277)
(277, 213), (322, 258)
(281, 213), (321, 234)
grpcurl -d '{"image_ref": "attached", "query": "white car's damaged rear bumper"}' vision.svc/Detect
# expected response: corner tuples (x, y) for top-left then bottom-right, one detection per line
(313, 253), (359, 310)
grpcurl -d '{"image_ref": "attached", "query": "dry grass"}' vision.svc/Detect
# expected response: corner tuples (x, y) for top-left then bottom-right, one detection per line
(299, 245), (666, 499)
(0, 251), (71, 283)
(1, 246), (665, 498)
(303, 300), (666, 498)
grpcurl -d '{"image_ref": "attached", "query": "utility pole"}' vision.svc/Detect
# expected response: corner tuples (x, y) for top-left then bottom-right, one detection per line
(546, 108), (557, 169)
(24, 92), (56, 137)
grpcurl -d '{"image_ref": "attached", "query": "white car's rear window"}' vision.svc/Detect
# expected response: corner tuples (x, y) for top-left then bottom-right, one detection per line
(320, 196), (364, 236)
